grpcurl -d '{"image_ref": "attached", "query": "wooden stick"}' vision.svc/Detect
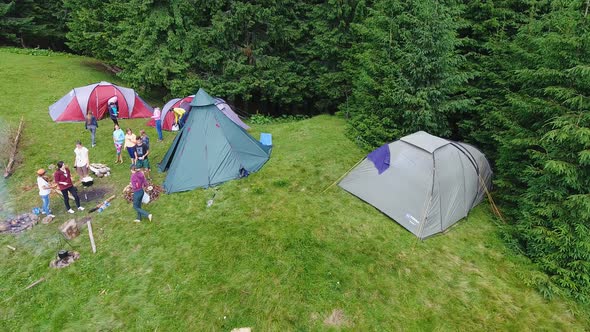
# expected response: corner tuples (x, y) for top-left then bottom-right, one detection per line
(479, 175), (506, 224)
(89, 195), (116, 213)
(87, 220), (96, 253)
(3, 116), (24, 178)
(25, 277), (45, 290)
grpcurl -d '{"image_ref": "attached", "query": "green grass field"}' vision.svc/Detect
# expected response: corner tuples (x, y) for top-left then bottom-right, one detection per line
(0, 48), (589, 331)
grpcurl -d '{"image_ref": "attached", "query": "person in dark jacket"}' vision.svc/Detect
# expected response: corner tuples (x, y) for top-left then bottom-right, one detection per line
(108, 101), (119, 126)
(53, 161), (84, 214)
(85, 112), (98, 147)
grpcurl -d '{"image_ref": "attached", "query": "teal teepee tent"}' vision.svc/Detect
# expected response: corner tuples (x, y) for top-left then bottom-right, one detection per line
(159, 88), (271, 193)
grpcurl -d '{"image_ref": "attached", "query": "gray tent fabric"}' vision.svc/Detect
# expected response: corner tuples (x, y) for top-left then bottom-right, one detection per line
(214, 98), (250, 130)
(159, 88), (271, 193)
(339, 131), (492, 239)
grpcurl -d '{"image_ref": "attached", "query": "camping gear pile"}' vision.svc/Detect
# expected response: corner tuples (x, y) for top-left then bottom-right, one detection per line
(0, 213), (40, 234)
(89, 163), (111, 178)
(339, 131), (492, 240)
(122, 183), (162, 203)
(159, 88), (271, 193)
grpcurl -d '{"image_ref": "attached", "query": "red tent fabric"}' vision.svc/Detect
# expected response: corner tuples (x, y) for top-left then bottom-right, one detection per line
(49, 81), (153, 122)
(146, 96), (194, 130)
(147, 95), (250, 131)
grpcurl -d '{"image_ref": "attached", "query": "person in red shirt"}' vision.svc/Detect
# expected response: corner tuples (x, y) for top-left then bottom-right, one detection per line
(53, 161), (84, 214)
(130, 166), (152, 223)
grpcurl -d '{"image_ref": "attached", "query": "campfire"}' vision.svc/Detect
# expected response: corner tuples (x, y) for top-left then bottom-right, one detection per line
(0, 213), (39, 234)
(50, 250), (80, 268)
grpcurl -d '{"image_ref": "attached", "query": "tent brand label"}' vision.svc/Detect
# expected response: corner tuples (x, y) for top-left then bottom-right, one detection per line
(406, 213), (420, 225)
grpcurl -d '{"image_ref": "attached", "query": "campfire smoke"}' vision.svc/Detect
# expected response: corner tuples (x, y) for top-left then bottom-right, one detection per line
(0, 177), (11, 219)
(0, 119), (15, 217)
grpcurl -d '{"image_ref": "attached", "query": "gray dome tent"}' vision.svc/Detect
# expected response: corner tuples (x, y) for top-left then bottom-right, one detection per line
(339, 131), (492, 239)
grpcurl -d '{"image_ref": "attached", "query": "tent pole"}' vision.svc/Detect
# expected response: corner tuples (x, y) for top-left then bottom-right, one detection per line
(479, 175), (506, 223)
(95, 86), (99, 117)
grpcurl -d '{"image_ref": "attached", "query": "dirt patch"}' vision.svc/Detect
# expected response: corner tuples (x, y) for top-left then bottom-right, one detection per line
(324, 309), (347, 327)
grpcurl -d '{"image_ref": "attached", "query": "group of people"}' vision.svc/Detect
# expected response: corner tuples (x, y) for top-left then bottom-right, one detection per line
(36, 139), (153, 223)
(36, 140), (93, 216)
(112, 126), (152, 180)
(110, 124), (156, 223)
(37, 98), (162, 222)
(36, 158), (86, 217)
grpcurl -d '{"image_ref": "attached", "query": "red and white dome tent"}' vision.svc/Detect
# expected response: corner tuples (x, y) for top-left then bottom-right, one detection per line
(49, 81), (153, 122)
(147, 95), (250, 131)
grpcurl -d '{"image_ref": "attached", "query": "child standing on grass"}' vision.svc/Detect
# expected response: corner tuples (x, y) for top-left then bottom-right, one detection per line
(36, 168), (54, 217)
(134, 137), (151, 181)
(139, 129), (150, 149)
(130, 166), (152, 223)
(124, 128), (137, 166)
(113, 124), (125, 164)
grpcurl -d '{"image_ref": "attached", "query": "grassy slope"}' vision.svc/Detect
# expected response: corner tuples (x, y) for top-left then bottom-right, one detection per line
(0, 49), (588, 331)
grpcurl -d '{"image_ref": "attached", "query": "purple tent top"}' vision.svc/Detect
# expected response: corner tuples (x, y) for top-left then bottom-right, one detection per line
(214, 98), (250, 130)
(367, 144), (390, 174)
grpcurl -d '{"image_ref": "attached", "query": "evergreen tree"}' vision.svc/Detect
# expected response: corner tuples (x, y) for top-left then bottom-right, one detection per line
(0, 0), (68, 49)
(494, 0), (590, 301)
(0, 1), (35, 47)
(300, 0), (368, 113)
(455, 0), (531, 156)
(30, 0), (70, 50)
(197, 1), (310, 107)
(345, 0), (469, 149)
(105, 0), (206, 93)
(64, 0), (116, 58)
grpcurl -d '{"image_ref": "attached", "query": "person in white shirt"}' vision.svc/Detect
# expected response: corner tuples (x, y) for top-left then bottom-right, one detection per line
(73, 140), (90, 178)
(36, 169), (54, 217)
